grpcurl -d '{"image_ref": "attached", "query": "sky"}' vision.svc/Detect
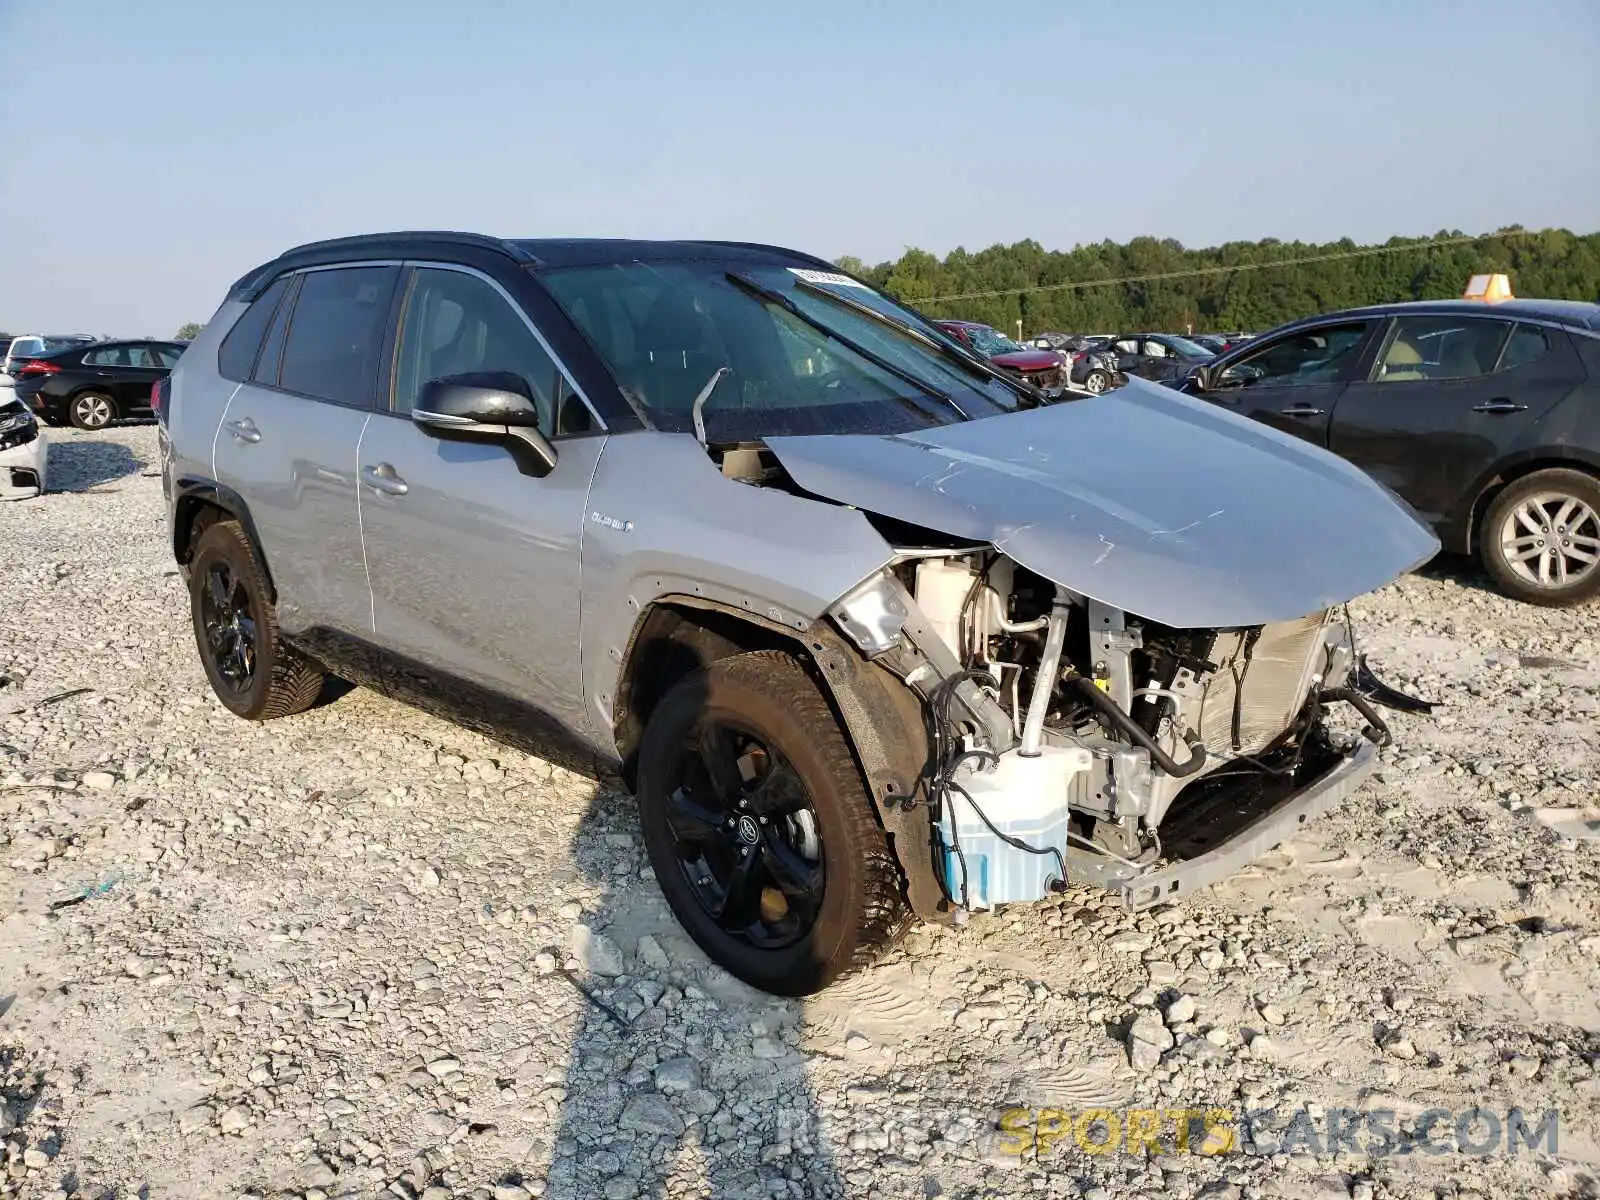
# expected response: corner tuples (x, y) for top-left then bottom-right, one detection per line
(1, 0), (1596, 336)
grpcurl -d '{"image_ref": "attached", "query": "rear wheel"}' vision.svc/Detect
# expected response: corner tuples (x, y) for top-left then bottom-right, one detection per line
(69, 391), (116, 430)
(1083, 369), (1110, 394)
(189, 521), (324, 719)
(636, 651), (908, 995)
(1481, 468), (1600, 606)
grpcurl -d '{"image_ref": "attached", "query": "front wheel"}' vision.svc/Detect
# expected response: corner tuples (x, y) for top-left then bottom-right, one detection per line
(1481, 468), (1600, 606)
(636, 651), (908, 995)
(1083, 369), (1110, 394)
(69, 391), (117, 430)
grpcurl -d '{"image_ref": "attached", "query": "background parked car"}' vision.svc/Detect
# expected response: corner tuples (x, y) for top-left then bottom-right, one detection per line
(1179, 298), (1600, 605)
(0, 393), (46, 499)
(934, 319), (1066, 389)
(13, 339), (185, 429)
(1106, 333), (1215, 384)
(1, 334), (96, 376)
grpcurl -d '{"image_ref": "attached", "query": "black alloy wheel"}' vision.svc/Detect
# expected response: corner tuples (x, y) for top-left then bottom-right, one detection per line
(199, 559), (258, 694)
(665, 720), (825, 949)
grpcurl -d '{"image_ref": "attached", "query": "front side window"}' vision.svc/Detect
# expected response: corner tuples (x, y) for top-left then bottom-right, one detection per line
(540, 260), (1023, 440)
(278, 266), (399, 406)
(1377, 316), (1510, 383)
(1219, 321), (1371, 387)
(1141, 340), (1170, 358)
(393, 268), (583, 435)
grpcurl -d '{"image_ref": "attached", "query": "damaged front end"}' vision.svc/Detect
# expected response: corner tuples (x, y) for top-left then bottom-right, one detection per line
(828, 555), (1431, 913)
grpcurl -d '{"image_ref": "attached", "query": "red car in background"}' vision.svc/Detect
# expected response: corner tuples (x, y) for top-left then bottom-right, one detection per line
(935, 319), (1067, 390)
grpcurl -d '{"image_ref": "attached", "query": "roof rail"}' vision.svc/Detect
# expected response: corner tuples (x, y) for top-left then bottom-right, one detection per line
(225, 231), (537, 301)
(274, 230), (537, 263)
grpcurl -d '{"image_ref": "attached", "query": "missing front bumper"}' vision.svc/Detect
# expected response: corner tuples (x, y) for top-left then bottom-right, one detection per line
(1115, 739), (1377, 910)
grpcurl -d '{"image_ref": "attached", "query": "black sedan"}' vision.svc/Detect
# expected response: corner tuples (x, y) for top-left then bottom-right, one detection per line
(1176, 298), (1600, 606)
(13, 340), (185, 429)
(1106, 333), (1214, 383)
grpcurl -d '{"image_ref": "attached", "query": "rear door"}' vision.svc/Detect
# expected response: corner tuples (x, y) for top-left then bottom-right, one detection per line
(357, 262), (606, 740)
(119, 343), (168, 410)
(212, 263), (400, 640)
(1203, 318), (1379, 444)
(1329, 316), (1584, 526)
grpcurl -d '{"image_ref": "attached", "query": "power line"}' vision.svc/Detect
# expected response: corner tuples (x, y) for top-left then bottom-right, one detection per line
(910, 230), (1531, 305)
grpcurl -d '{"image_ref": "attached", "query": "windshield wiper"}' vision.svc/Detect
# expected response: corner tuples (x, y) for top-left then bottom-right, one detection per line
(789, 278), (1040, 406)
(724, 272), (969, 422)
(690, 366), (731, 447)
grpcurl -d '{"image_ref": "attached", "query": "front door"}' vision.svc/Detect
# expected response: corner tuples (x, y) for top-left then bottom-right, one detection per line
(211, 264), (400, 639)
(1329, 316), (1585, 526)
(357, 263), (605, 742)
(1204, 318), (1379, 445)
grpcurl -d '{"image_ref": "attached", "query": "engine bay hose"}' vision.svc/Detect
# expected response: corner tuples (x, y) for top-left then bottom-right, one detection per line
(1320, 687), (1394, 748)
(1062, 674), (1209, 778)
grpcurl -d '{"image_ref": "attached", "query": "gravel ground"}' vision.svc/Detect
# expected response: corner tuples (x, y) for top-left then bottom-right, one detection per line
(2, 424), (1598, 1200)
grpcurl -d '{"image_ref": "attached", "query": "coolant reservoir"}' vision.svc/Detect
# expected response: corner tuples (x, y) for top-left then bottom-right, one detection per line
(915, 558), (978, 659)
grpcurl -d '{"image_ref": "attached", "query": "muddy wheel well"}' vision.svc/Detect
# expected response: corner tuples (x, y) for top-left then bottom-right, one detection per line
(612, 602), (798, 790)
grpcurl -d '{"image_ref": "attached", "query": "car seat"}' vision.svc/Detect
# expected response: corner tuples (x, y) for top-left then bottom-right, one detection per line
(1381, 337), (1427, 382)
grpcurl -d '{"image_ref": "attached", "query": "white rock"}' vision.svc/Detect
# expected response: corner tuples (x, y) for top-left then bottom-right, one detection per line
(218, 1103), (251, 1134)
(82, 770), (117, 790)
(570, 924), (625, 977)
(1164, 994), (1197, 1025)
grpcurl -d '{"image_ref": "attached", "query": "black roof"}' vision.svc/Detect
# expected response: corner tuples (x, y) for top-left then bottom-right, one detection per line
(226, 231), (838, 300)
(1302, 298), (1600, 334)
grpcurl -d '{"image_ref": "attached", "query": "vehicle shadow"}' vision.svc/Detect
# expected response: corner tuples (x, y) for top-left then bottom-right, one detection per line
(541, 717), (842, 1197)
(1414, 551), (1502, 597)
(44, 436), (144, 493)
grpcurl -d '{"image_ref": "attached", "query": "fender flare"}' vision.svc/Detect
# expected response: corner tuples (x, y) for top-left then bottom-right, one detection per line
(172, 476), (276, 598)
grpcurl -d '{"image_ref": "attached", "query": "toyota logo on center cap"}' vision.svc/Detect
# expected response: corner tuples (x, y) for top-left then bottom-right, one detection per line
(737, 815), (760, 845)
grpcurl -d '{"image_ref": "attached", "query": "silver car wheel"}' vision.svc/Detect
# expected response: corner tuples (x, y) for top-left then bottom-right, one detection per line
(1498, 491), (1600, 589)
(74, 395), (112, 429)
(1084, 371), (1107, 394)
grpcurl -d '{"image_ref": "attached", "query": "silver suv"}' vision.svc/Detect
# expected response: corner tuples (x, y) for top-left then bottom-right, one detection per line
(161, 232), (1437, 995)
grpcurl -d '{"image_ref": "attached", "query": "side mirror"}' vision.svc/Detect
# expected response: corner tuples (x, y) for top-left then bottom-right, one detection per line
(1186, 363), (1211, 391)
(412, 372), (557, 478)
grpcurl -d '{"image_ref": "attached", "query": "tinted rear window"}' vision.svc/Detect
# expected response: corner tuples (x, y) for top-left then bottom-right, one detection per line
(218, 276), (290, 382)
(277, 266), (399, 406)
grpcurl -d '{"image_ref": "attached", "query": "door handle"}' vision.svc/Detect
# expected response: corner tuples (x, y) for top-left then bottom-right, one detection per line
(1472, 398), (1528, 414)
(225, 418), (261, 443)
(361, 463), (409, 496)
(1281, 405), (1325, 418)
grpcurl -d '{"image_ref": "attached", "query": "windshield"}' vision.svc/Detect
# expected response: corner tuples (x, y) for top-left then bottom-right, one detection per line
(964, 325), (1025, 357)
(540, 261), (1024, 439)
(1163, 335), (1215, 359)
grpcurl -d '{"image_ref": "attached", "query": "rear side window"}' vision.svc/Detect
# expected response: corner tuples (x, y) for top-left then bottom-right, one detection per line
(85, 346), (128, 366)
(1376, 315), (1509, 382)
(253, 276), (299, 387)
(1497, 324), (1551, 371)
(217, 276), (290, 382)
(278, 266), (400, 406)
(154, 345), (183, 369)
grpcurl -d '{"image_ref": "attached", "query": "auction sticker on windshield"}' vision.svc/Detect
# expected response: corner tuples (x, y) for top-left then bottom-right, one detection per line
(788, 268), (868, 288)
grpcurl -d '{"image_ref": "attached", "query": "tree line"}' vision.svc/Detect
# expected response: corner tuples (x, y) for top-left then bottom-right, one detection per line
(835, 226), (1600, 336)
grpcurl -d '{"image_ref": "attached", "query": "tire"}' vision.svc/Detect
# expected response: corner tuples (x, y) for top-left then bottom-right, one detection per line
(1480, 468), (1600, 606)
(1083, 370), (1110, 394)
(189, 521), (325, 719)
(636, 651), (909, 995)
(68, 391), (117, 430)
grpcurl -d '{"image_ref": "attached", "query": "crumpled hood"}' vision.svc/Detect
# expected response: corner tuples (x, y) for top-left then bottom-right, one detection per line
(766, 380), (1439, 628)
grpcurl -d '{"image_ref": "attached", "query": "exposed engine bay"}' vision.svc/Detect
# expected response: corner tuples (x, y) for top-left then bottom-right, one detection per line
(827, 546), (1425, 913)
